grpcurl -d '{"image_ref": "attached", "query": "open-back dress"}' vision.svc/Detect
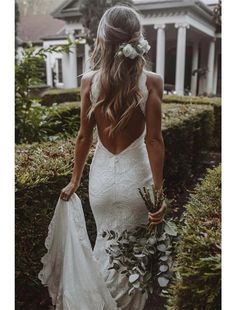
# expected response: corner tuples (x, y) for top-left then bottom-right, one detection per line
(89, 69), (153, 309)
(38, 69), (153, 310)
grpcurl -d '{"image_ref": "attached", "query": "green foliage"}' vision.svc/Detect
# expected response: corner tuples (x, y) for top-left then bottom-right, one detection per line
(167, 165), (221, 310)
(15, 140), (96, 308)
(102, 186), (177, 298)
(15, 2), (20, 54)
(213, 104), (221, 150)
(40, 102), (81, 140)
(41, 88), (81, 106)
(162, 104), (215, 188)
(162, 95), (221, 152)
(15, 43), (72, 144)
(78, 0), (133, 47)
(162, 95), (221, 106)
(213, 0), (221, 33)
(15, 101), (81, 144)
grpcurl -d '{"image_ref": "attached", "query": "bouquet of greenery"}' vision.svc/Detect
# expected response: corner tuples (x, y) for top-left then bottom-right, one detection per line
(102, 184), (177, 298)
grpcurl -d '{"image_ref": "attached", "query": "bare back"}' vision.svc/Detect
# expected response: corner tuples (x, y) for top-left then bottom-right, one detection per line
(88, 69), (162, 155)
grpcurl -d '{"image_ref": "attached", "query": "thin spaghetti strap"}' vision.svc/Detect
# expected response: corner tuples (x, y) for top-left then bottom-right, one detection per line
(89, 70), (100, 104)
(139, 70), (149, 115)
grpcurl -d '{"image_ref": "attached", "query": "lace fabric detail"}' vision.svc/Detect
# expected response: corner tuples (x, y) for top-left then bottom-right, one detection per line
(88, 115), (152, 308)
(89, 70), (149, 115)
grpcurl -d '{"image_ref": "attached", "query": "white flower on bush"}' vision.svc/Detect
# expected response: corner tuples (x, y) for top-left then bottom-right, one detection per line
(122, 44), (138, 59)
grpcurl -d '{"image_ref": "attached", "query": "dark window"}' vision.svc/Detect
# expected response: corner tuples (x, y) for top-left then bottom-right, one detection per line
(57, 58), (63, 83)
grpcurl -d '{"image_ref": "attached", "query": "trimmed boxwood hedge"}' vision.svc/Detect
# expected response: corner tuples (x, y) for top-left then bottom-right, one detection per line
(40, 101), (81, 139)
(15, 103), (215, 308)
(167, 165), (221, 310)
(162, 95), (221, 106)
(16, 104), (214, 191)
(41, 87), (81, 106)
(18, 94), (221, 150)
(162, 95), (221, 152)
(15, 101), (81, 144)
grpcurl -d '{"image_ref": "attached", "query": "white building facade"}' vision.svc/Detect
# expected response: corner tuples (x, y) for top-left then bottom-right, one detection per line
(42, 0), (221, 96)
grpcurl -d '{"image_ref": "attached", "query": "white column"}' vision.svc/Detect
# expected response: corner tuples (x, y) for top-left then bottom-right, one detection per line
(68, 31), (78, 88)
(213, 51), (219, 95)
(190, 41), (199, 96)
(154, 24), (166, 81)
(84, 43), (91, 72)
(62, 52), (70, 88)
(46, 53), (53, 87)
(206, 38), (216, 95)
(175, 23), (190, 96)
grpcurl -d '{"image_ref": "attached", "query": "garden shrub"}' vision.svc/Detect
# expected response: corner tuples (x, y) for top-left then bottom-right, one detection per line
(167, 165), (221, 310)
(41, 87), (81, 106)
(40, 101), (81, 139)
(15, 104), (215, 308)
(163, 95), (221, 151)
(213, 104), (221, 151)
(15, 139), (95, 308)
(16, 101), (81, 144)
(163, 95), (221, 106)
(162, 104), (214, 187)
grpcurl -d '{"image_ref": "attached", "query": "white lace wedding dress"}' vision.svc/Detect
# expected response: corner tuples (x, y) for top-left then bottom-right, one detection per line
(38, 70), (153, 310)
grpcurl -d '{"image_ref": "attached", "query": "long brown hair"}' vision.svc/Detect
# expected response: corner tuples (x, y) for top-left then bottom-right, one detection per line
(88, 5), (149, 136)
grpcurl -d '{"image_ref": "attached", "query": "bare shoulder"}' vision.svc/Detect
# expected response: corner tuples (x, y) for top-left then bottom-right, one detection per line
(80, 70), (98, 93)
(81, 70), (98, 81)
(144, 70), (163, 99)
(144, 70), (163, 89)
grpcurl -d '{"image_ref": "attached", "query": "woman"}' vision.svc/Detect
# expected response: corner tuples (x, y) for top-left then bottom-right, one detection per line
(60, 5), (166, 309)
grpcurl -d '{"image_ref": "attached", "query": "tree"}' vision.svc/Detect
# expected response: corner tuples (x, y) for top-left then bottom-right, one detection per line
(17, 0), (65, 16)
(78, 0), (134, 48)
(15, 43), (72, 143)
(213, 0), (221, 33)
(15, 2), (20, 54)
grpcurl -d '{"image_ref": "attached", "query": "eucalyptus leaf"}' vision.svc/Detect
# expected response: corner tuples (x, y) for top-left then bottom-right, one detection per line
(139, 238), (147, 246)
(133, 281), (140, 288)
(158, 276), (170, 287)
(148, 236), (157, 245)
(134, 254), (146, 258)
(157, 244), (167, 252)
(129, 273), (140, 283)
(159, 265), (169, 272)
(164, 221), (177, 236)
(160, 256), (168, 261)
(157, 234), (167, 242)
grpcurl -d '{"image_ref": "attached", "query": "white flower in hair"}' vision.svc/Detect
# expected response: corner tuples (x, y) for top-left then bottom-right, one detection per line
(137, 39), (151, 54)
(122, 44), (138, 59)
(116, 38), (151, 59)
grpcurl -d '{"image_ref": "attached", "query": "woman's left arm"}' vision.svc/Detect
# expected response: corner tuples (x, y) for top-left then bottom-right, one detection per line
(60, 74), (96, 201)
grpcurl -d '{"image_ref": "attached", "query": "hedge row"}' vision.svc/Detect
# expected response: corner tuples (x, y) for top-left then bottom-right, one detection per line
(15, 104), (215, 308)
(162, 95), (221, 107)
(41, 87), (80, 106)
(16, 104), (214, 191)
(41, 87), (221, 108)
(167, 165), (221, 310)
(16, 101), (81, 144)
(15, 142), (95, 309)
(162, 95), (221, 151)
(40, 101), (81, 139)
(18, 93), (221, 148)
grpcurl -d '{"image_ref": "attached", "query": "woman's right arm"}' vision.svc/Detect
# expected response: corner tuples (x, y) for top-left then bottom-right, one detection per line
(145, 73), (165, 191)
(145, 73), (166, 225)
